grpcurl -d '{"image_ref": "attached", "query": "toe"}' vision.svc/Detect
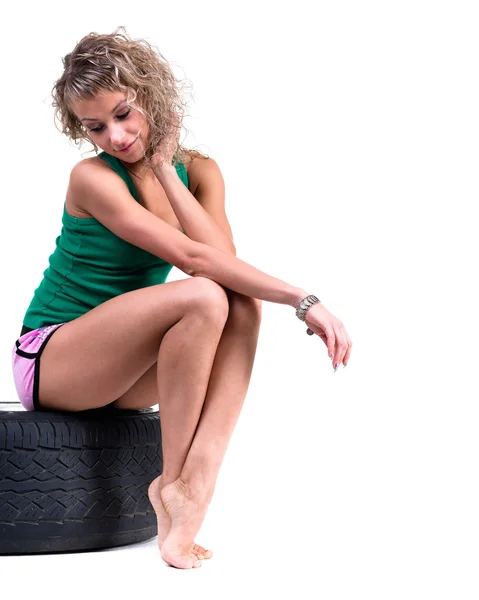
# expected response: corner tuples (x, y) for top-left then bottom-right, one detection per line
(189, 553), (203, 568)
(194, 544), (213, 559)
(162, 548), (202, 569)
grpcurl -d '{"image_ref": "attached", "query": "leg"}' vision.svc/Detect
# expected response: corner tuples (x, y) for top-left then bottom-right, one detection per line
(105, 279), (230, 565)
(37, 277), (228, 412)
(181, 291), (262, 493)
(157, 291), (262, 568)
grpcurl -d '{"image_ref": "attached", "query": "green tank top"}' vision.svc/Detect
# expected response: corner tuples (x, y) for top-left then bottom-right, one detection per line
(22, 152), (189, 330)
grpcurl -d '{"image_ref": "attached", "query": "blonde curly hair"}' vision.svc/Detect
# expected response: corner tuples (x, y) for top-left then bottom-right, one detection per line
(51, 26), (208, 171)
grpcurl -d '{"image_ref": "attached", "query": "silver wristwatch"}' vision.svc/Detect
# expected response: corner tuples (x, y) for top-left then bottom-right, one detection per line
(296, 294), (321, 321)
(296, 295), (321, 335)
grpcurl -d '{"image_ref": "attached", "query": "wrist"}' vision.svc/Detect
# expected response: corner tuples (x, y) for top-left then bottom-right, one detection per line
(152, 162), (177, 181)
(288, 287), (310, 309)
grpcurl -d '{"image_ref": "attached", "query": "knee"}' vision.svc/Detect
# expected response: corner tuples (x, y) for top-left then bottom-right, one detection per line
(226, 291), (262, 330)
(191, 276), (230, 322)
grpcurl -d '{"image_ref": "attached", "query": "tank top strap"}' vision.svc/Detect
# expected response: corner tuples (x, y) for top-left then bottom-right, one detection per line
(98, 152), (188, 198)
(173, 160), (188, 187)
(97, 152), (140, 201)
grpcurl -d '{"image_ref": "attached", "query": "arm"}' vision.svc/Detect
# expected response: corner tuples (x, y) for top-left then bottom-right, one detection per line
(153, 160), (236, 255)
(155, 159), (307, 306)
(189, 243), (308, 307)
(72, 160), (308, 308)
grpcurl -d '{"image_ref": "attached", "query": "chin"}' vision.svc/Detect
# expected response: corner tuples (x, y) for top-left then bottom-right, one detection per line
(115, 148), (141, 163)
(119, 138), (147, 162)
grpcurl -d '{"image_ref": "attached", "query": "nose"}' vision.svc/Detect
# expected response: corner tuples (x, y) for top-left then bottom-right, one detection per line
(109, 124), (128, 148)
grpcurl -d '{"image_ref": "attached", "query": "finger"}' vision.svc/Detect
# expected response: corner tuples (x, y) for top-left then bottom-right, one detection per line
(313, 330), (328, 346)
(306, 320), (335, 361)
(332, 324), (347, 369)
(325, 327), (336, 362)
(342, 330), (353, 366)
(319, 332), (328, 345)
(335, 326), (351, 367)
(308, 324), (327, 345)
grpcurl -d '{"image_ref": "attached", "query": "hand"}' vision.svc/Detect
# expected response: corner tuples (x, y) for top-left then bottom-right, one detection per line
(151, 110), (181, 169)
(304, 303), (353, 369)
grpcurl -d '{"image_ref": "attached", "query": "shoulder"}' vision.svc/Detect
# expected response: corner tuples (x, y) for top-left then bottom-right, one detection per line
(72, 155), (111, 172)
(185, 156), (222, 196)
(70, 156), (130, 188)
(66, 157), (128, 218)
(69, 156), (117, 189)
(69, 157), (112, 182)
(185, 155), (219, 176)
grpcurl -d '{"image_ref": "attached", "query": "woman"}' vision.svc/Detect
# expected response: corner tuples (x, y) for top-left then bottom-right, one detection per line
(12, 27), (352, 569)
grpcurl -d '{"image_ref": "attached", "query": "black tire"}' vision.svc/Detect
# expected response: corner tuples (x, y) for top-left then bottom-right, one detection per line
(0, 403), (163, 554)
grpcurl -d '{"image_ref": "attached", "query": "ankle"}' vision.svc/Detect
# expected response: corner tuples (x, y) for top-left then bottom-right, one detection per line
(179, 470), (216, 505)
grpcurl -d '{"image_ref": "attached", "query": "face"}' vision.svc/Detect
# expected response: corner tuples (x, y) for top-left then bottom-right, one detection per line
(72, 90), (148, 163)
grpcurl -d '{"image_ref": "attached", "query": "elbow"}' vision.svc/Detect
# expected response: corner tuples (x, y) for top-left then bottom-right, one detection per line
(182, 254), (198, 277)
(183, 242), (235, 278)
(182, 241), (207, 277)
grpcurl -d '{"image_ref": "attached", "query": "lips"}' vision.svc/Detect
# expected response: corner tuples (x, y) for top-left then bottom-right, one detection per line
(118, 139), (136, 152)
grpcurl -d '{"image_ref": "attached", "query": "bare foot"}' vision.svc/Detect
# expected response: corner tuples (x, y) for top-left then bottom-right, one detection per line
(159, 477), (211, 569)
(148, 475), (212, 562)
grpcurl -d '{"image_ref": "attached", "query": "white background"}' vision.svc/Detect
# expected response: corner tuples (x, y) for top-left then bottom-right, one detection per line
(1, 1), (478, 598)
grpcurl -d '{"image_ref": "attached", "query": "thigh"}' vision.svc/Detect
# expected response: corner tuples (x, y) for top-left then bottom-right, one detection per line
(112, 290), (264, 411)
(111, 361), (159, 410)
(34, 277), (229, 412)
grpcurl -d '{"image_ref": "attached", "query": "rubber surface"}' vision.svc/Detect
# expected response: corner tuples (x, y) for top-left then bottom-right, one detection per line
(0, 406), (163, 554)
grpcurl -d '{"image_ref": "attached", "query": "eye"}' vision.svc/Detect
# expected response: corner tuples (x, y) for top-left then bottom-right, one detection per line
(89, 109), (131, 133)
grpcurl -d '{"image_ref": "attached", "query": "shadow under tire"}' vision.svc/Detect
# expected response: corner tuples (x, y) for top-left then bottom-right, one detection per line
(0, 406), (163, 554)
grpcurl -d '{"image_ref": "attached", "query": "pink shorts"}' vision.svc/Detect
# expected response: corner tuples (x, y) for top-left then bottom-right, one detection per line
(12, 323), (66, 411)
